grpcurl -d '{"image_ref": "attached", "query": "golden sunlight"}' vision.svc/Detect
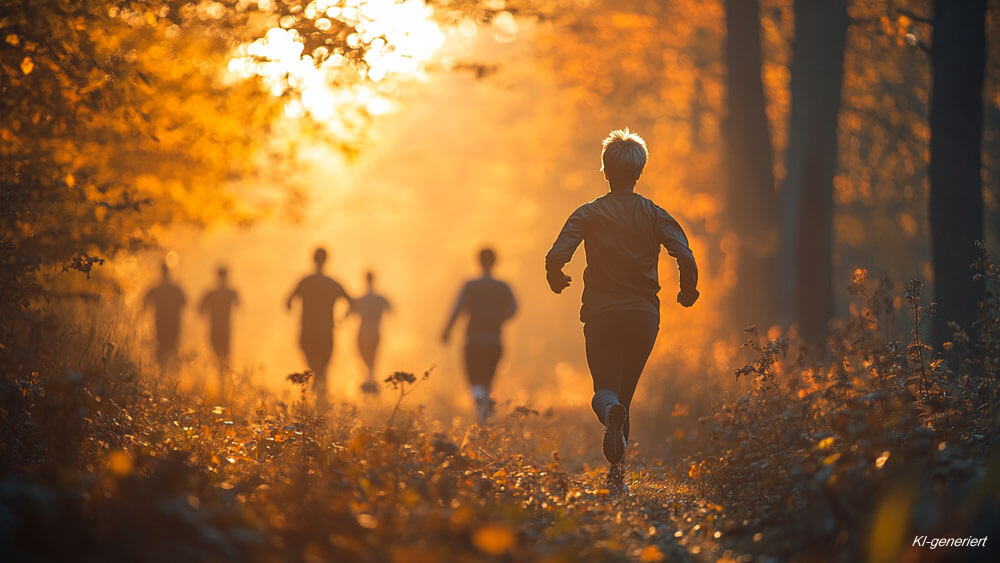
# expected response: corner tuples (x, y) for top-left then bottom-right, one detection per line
(226, 0), (444, 128)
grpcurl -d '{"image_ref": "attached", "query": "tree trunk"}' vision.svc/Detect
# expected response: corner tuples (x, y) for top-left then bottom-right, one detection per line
(929, 0), (987, 346)
(723, 0), (779, 330)
(780, 0), (848, 348)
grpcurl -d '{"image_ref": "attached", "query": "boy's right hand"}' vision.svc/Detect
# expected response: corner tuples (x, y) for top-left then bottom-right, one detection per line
(546, 269), (572, 294)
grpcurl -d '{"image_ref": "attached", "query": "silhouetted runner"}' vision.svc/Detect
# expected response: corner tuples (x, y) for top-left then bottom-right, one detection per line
(442, 248), (517, 423)
(286, 247), (351, 404)
(199, 265), (240, 385)
(143, 261), (187, 373)
(545, 129), (699, 478)
(347, 271), (392, 395)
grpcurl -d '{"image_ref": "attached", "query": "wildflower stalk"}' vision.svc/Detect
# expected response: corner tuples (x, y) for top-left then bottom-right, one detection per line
(384, 368), (432, 432)
(286, 370), (315, 412)
(906, 280), (928, 396)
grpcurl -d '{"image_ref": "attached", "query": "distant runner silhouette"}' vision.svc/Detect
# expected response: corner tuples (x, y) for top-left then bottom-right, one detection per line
(347, 271), (392, 395)
(286, 247), (351, 403)
(199, 265), (240, 386)
(442, 248), (517, 423)
(143, 261), (187, 373)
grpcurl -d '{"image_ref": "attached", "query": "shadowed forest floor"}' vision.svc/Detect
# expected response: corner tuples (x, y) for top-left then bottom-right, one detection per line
(1, 365), (752, 562)
(4, 355), (994, 562)
(0, 308), (780, 562)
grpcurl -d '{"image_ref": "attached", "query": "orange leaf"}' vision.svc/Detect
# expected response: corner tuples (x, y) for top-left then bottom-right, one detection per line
(639, 545), (665, 562)
(107, 450), (133, 476)
(688, 463), (703, 479)
(472, 524), (516, 556)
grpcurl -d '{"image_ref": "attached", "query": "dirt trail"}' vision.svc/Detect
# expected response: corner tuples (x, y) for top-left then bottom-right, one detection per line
(552, 469), (749, 562)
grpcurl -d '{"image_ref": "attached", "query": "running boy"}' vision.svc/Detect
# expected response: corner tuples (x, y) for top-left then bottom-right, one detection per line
(545, 129), (699, 466)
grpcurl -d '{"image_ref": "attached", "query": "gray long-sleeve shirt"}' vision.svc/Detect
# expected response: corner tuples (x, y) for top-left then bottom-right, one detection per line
(445, 276), (517, 344)
(545, 191), (698, 322)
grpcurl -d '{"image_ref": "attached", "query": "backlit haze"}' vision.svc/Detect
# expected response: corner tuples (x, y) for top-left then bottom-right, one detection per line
(120, 6), (730, 414)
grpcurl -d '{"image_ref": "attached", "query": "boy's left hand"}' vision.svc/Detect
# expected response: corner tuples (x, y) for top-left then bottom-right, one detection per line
(677, 288), (699, 307)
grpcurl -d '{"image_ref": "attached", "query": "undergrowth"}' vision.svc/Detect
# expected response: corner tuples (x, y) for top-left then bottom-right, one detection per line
(689, 260), (1000, 561)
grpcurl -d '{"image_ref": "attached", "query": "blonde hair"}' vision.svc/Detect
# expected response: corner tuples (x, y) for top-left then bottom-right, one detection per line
(601, 128), (648, 185)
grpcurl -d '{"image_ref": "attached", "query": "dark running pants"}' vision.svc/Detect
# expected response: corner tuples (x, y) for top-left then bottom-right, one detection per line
(301, 332), (333, 395)
(358, 329), (380, 369)
(584, 309), (659, 441)
(464, 341), (502, 389)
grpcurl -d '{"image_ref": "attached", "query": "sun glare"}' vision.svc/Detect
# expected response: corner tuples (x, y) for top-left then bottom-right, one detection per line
(227, 0), (445, 130)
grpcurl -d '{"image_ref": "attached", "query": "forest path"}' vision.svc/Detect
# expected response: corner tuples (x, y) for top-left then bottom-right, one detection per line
(510, 463), (752, 562)
(441, 403), (752, 561)
(574, 469), (739, 561)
